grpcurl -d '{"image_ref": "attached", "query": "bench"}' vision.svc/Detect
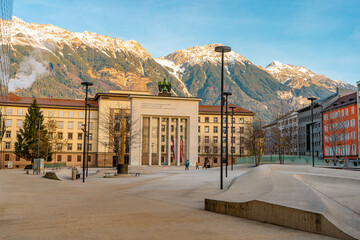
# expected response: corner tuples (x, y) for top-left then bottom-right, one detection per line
(104, 172), (117, 177)
(130, 172), (141, 176)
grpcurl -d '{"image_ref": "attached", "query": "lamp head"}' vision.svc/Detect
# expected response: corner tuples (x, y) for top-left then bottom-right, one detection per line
(81, 82), (94, 86)
(215, 46), (231, 53)
(224, 92), (232, 96)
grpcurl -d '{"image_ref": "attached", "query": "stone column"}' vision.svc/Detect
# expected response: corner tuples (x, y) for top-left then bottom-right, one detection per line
(176, 118), (180, 166)
(167, 118), (171, 166)
(158, 117), (162, 166)
(148, 117), (152, 166)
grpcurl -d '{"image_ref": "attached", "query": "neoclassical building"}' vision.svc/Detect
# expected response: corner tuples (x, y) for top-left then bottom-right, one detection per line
(0, 90), (254, 169)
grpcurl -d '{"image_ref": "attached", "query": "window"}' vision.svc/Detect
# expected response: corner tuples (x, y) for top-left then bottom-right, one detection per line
(68, 144), (73, 150)
(346, 109), (348, 116)
(68, 111), (74, 118)
(222, 137), (226, 143)
(213, 136), (218, 143)
(57, 144), (63, 151)
(58, 111), (64, 117)
(351, 132), (356, 140)
(198, 126), (200, 133)
(77, 144), (82, 151)
(231, 147), (235, 153)
(231, 137), (235, 143)
(351, 107), (354, 114)
(48, 111), (54, 117)
(341, 110), (344, 117)
(351, 119), (355, 127)
(161, 135), (165, 142)
(78, 122), (83, 129)
(324, 114), (328, 120)
(79, 112), (84, 118)
(204, 146), (209, 153)
(346, 145), (350, 155)
(180, 125), (183, 132)
(6, 108), (12, 115)
(57, 155), (62, 162)
(214, 117), (218, 123)
(77, 155), (81, 162)
(214, 147), (218, 153)
(214, 158), (217, 163)
(5, 154), (9, 161)
(231, 127), (235, 133)
(17, 109), (23, 116)
(223, 118), (226, 123)
(325, 125), (328, 132)
(205, 136), (209, 143)
(198, 146), (200, 153)
(5, 131), (11, 138)
(78, 133), (82, 140)
(239, 118), (244, 123)
(89, 133), (92, 140)
(198, 136), (200, 143)
(198, 117), (200, 122)
(5, 119), (11, 127)
(87, 156), (91, 162)
(58, 132), (63, 139)
(345, 120), (349, 128)
(325, 147), (329, 156)
(5, 142), (10, 149)
(89, 122), (93, 130)
(213, 126), (218, 133)
(205, 117), (209, 123)
(68, 132), (73, 140)
(204, 126), (209, 133)
(67, 155), (72, 162)
(58, 121), (64, 129)
(171, 125), (174, 132)
(161, 146), (165, 152)
(352, 144), (356, 155)
(223, 127), (227, 133)
(90, 112), (94, 119)
(16, 131), (20, 136)
(68, 122), (73, 129)
(88, 144), (92, 151)
(239, 127), (244, 133)
(345, 133), (349, 140)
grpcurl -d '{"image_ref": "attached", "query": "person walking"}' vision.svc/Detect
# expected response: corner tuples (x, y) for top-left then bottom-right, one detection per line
(203, 160), (207, 170)
(196, 162), (199, 170)
(185, 160), (190, 170)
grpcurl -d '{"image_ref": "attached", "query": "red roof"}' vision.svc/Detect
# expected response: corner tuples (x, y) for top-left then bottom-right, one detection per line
(324, 92), (357, 111)
(199, 104), (254, 114)
(0, 93), (98, 108)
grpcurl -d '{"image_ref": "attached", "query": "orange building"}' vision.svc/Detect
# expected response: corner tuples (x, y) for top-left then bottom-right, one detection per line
(322, 93), (358, 161)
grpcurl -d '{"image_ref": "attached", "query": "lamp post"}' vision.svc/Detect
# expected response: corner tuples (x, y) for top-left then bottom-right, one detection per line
(224, 92), (232, 177)
(308, 97), (317, 167)
(215, 45), (231, 190)
(81, 82), (93, 183)
(86, 103), (92, 177)
(229, 106), (236, 171)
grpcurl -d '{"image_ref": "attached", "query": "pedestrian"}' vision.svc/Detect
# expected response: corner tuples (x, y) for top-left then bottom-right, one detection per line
(203, 160), (207, 170)
(196, 162), (199, 170)
(185, 160), (190, 170)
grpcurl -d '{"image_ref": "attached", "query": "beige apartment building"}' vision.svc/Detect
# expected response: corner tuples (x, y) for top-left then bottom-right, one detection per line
(0, 91), (254, 169)
(198, 104), (255, 167)
(0, 93), (98, 169)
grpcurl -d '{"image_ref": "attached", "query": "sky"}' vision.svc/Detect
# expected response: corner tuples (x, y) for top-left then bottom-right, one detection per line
(14, 0), (360, 84)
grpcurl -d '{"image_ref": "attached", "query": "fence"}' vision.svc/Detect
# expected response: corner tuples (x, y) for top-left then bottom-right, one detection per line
(235, 155), (336, 167)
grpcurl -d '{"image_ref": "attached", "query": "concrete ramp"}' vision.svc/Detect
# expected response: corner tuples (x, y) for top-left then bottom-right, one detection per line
(43, 171), (61, 181)
(205, 165), (360, 240)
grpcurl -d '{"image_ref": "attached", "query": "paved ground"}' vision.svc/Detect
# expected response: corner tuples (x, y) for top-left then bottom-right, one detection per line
(0, 165), (336, 240)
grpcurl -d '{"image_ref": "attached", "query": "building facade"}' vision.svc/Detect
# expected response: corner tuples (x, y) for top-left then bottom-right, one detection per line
(297, 88), (355, 157)
(197, 104), (255, 167)
(322, 92), (358, 161)
(0, 90), (202, 168)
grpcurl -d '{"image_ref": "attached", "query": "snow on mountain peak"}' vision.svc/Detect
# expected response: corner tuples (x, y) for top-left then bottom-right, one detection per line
(11, 16), (152, 59)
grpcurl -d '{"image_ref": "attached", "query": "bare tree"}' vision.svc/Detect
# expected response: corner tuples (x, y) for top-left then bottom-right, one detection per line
(98, 105), (140, 170)
(244, 119), (264, 166)
(45, 119), (68, 167)
(199, 135), (219, 167)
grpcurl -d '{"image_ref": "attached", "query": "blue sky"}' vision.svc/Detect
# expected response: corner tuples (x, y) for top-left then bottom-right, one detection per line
(14, 0), (360, 84)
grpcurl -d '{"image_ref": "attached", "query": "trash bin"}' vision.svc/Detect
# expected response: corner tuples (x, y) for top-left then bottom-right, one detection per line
(72, 169), (77, 180)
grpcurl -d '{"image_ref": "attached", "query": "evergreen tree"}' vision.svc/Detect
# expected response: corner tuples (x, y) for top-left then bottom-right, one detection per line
(15, 99), (52, 163)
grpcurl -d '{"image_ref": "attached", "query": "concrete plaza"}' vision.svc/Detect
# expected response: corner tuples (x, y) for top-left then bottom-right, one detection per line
(0, 165), (338, 240)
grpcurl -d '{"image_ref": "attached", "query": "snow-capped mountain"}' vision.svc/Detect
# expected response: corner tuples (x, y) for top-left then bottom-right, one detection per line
(265, 61), (355, 91)
(8, 17), (355, 120)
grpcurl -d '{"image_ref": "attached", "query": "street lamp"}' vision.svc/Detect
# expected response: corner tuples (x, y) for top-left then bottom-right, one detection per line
(81, 81), (93, 183)
(229, 106), (236, 171)
(224, 92), (232, 177)
(308, 96), (317, 167)
(215, 45), (231, 190)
